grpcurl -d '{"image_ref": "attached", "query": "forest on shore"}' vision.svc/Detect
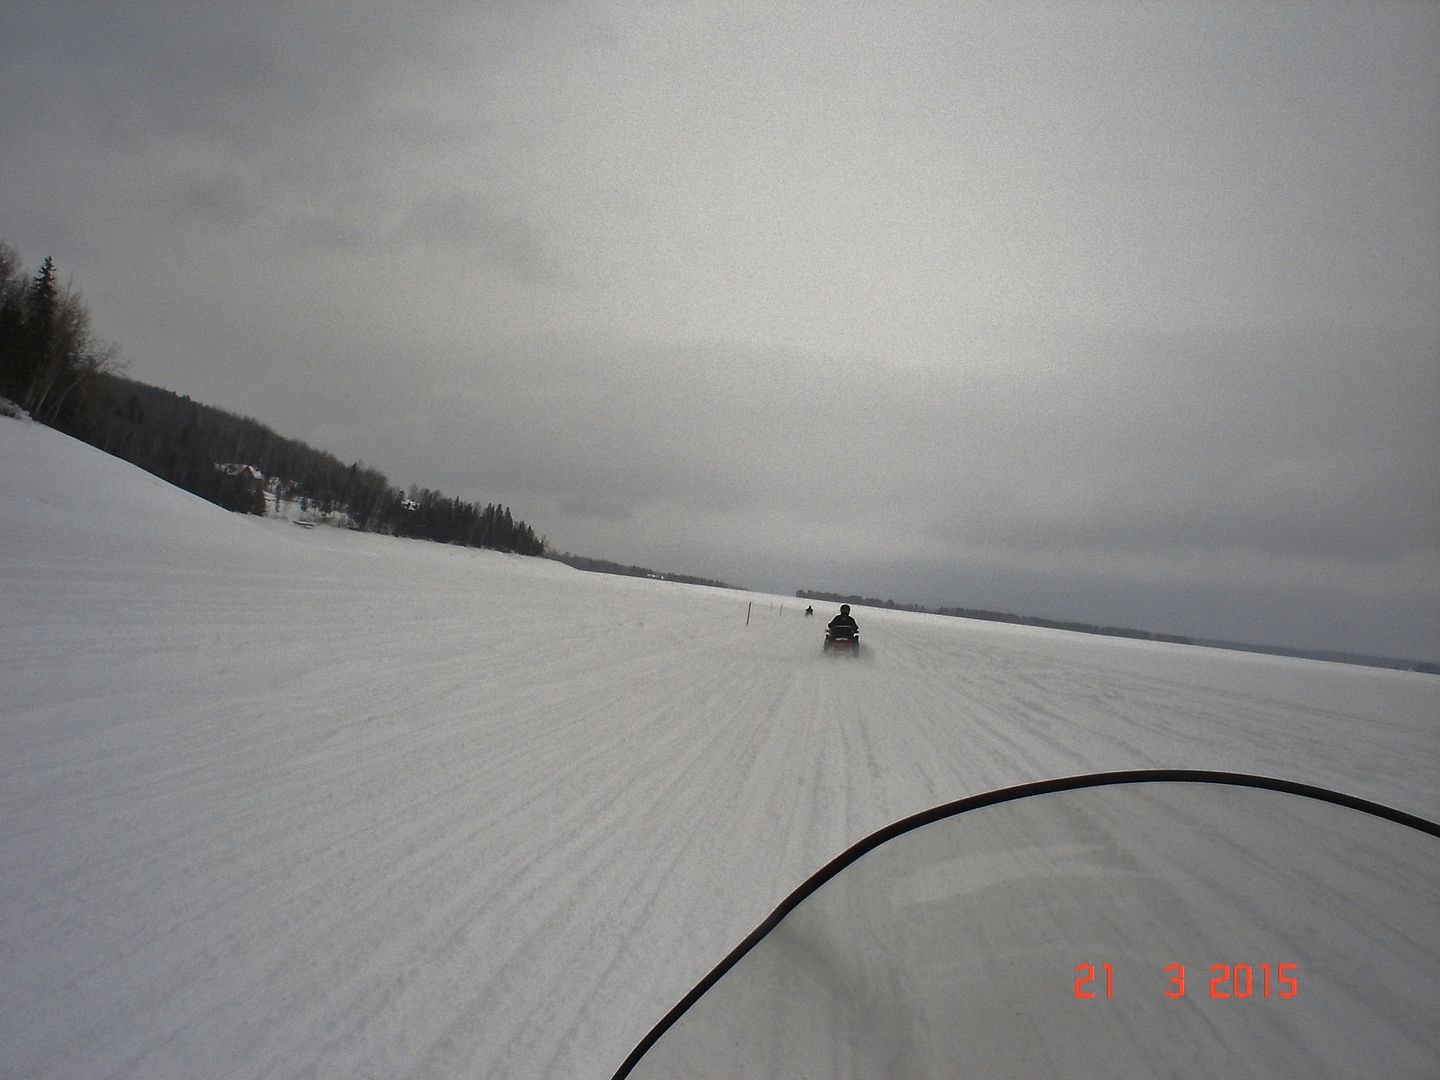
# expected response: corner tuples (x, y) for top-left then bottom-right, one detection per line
(0, 243), (543, 555)
(796, 590), (1438, 674)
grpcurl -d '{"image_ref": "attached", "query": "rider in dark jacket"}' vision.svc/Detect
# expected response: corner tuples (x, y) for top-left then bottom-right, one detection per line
(828, 604), (858, 639)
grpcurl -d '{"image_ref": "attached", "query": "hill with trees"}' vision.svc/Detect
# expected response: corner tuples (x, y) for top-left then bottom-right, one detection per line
(0, 242), (542, 555)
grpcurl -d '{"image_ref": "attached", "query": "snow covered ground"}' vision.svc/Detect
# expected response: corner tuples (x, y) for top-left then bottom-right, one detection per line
(2, 413), (1437, 1078)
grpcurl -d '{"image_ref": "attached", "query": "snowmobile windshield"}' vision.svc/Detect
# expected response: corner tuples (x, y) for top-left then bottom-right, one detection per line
(615, 772), (1440, 1080)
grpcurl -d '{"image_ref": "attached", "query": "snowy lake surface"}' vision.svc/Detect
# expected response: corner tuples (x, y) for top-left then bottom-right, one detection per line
(2, 414), (1436, 1078)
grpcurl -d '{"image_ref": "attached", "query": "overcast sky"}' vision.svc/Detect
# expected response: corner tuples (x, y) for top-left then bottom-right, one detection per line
(3, 1), (1437, 661)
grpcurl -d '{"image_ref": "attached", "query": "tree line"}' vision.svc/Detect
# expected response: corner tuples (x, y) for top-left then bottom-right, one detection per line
(548, 551), (740, 590)
(795, 590), (1196, 645)
(796, 589), (1437, 672)
(1, 243), (544, 556)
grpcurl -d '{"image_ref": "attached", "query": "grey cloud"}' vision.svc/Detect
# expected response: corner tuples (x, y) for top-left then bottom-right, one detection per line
(172, 174), (264, 227)
(389, 193), (561, 284)
(3, 1), (1435, 660)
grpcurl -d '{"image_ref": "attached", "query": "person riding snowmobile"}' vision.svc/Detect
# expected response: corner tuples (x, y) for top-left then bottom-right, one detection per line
(828, 605), (858, 639)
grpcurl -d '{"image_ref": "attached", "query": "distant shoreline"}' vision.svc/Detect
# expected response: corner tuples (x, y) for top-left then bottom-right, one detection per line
(795, 590), (1438, 676)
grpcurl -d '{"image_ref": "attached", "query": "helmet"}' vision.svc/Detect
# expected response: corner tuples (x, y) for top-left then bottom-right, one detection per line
(840, 604), (850, 614)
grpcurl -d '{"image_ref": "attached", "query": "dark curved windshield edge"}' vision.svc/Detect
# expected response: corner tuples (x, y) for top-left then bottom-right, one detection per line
(612, 768), (1440, 1080)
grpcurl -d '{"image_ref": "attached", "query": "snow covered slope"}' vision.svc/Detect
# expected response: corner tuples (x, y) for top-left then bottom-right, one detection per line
(2, 414), (1436, 1078)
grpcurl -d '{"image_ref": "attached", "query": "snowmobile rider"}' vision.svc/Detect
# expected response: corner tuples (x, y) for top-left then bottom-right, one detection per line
(828, 604), (858, 638)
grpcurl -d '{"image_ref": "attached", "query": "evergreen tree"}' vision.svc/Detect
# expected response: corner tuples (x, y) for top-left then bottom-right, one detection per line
(19, 257), (60, 415)
(0, 246), (37, 405)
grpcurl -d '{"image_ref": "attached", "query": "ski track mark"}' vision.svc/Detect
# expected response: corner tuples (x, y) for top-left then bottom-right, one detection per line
(2, 486), (1436, 1078)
